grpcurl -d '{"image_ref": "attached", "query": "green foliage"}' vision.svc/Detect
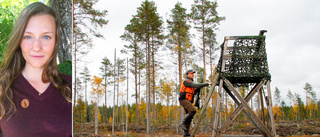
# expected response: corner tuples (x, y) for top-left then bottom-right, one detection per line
(136, 0), (162, 37)
(74, 97), (86, 123)
(0, 1), (21, 64)
(167, 2), (190, 42)
(99, 105), (113, 124)
(191, 0), (225, 31)
(287, 90), (294, 106)
(192, 64), (204, 81)
(58, 60), (72, 75)
(0, 0), (48, 64)
(274, 87), (281, 105)
(304, 82), (316, 103)
(99, 57), (113, 85)
(115, 58), (126, 80)
(166, 2), (194, 71)
(120, 16), (145, 78)
(73, 0), (108, 56)
(80, 67), (91, 85)
(75, 102), (184, 126)
(297, 95), (306, 120)
(86, 104), (95, 122)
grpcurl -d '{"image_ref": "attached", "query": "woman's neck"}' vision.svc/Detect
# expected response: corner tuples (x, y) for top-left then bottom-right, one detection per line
(21, 66), (44, 83)
(22, 66), (51, 94)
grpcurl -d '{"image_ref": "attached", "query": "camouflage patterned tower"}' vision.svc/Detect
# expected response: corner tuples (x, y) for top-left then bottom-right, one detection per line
(212, 30), (276, 137)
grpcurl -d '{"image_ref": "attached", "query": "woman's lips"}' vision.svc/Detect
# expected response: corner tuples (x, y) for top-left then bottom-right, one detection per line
(31, 55), (44, 59)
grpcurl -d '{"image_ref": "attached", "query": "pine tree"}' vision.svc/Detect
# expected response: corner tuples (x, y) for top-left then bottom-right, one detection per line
(121, 16), (147, 130)
(304, 82), (313, 119)
(80, 67), (91, 122)
(190, 0), (224, 98)
(134, 0), (163, 133)
(73, 0), (108, 110)
(167, 1), (191, 92)
(99, 57), (113, 123)
(167, 3), (192, 128)
(287, 89), (294, 107)
(273, 87), (281, 106)
(115, 58), (126, 124)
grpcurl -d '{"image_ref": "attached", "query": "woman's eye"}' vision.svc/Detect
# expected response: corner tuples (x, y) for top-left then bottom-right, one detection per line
(24, 36), (32, 39)
(43, 36), (51, 40)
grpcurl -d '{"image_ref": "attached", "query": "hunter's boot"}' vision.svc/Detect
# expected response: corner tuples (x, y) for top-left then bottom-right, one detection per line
(183, 130), (190, 137)
(180, 113), (191, 131)
(186, 116), (193, 130)
(183, 117), (193, 137)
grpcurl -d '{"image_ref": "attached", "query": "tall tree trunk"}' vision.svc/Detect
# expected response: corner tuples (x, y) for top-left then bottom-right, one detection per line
(73, 33), (77, 133)
(176, 83), (180, 133)
(112, 49), (116, 135)
(117, 65), (119, 123)
(306, 92), (308, 120)
(105, 73), (107, 123)
(146, 34), (151, 134)
(152, 36), (156, 132)
(138, 62), (141, 127)
(178, 34), (184, 134)
(71, 2), (77, 133)
(126, 58), (129, 136)
(49, 0), (72, 63)
(167, 93), (170, 124)
(201, 0), (208, 131)
(95, 102), (98, 135)
(135, 46), (139, 131)
(85, 80), (88, 122)
(209, 44), (214, 124)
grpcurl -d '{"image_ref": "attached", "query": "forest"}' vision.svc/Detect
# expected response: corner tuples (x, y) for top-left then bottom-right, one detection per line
(1, 0), (319, 136)
(72, 0), (320, 136)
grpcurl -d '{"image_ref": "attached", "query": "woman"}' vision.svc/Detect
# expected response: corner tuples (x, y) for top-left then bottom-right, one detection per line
(0, 2), (72, 136)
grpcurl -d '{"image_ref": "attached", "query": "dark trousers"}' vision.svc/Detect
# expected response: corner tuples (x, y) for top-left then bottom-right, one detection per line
(179, 99), (196, 129)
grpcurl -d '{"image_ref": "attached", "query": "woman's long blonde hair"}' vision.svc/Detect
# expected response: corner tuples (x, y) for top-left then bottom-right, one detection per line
(0, 2), (71, 119)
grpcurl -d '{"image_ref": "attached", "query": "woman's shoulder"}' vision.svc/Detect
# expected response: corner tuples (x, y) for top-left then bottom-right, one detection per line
(59, 73), (72, 84)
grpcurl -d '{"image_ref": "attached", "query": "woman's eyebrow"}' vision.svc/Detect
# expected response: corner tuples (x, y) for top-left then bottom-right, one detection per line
(23, 31), (54, 34)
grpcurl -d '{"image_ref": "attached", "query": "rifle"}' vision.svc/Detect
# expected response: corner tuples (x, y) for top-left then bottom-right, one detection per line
(194, 78), (203, 109)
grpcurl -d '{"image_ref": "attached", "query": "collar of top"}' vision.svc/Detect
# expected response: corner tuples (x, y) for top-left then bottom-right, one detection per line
(186, 76), (194, 81)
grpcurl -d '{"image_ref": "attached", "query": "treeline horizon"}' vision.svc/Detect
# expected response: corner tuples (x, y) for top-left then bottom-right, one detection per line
(74, 81), (320, 133)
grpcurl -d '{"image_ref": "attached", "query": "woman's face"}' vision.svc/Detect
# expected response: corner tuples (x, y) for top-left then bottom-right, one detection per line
(20, 14), (56, 70)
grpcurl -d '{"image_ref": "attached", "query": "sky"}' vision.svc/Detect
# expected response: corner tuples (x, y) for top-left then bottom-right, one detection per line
(80, 0), (320, 106)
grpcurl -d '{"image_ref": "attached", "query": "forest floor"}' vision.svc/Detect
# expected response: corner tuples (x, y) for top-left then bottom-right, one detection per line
(74, 120), (320, 137)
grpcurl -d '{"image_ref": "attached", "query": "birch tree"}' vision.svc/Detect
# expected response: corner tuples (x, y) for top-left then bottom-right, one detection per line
(91, 76), (104, 135)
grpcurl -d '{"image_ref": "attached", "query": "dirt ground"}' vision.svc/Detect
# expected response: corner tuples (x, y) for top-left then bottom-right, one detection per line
(74, 120), (320, 137)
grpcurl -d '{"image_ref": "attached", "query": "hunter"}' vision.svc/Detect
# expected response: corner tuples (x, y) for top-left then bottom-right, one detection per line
(179, 70), (212, 136)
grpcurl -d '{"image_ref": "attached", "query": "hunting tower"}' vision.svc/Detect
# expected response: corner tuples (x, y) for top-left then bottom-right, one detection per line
(190, 30), (275, 137)
(213, 30), (276, 137)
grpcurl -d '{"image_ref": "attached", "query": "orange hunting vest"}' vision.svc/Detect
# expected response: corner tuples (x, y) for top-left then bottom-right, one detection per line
(180, 80), (195, 102)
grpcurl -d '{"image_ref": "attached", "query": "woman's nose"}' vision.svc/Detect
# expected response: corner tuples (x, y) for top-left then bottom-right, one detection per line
(32, 38), (42, 52)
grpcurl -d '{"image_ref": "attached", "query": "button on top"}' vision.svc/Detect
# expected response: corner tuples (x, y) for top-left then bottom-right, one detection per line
(21, 99), (30, 108)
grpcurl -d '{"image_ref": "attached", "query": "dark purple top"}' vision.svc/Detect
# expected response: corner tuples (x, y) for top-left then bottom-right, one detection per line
(0, 73), (72, 137)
